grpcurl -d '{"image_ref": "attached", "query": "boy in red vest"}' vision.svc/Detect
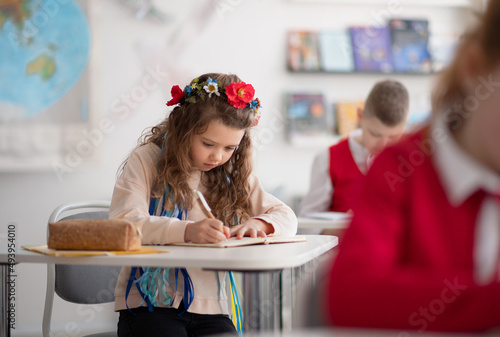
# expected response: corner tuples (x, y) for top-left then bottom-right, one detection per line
(324, 0), (500, 332)
(300, 80), (409, 237)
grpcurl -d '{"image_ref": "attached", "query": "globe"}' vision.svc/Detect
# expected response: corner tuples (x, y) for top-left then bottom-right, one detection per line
(0, 0), (90, 119)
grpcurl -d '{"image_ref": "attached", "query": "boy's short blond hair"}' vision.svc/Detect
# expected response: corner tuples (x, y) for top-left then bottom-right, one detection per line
(364, 80), (409, 126)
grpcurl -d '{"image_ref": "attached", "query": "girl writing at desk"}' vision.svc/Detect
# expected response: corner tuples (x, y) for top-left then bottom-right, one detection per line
(110, 73), (297, 336)
(326, 0), (500, 332)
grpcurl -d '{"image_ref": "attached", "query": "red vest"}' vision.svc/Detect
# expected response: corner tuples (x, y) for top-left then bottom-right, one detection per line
(328, 139), (365, 212)
(326, 130), (500, 331)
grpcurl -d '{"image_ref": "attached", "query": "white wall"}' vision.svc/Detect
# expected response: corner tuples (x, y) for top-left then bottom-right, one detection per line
(1, 1), (473, 335)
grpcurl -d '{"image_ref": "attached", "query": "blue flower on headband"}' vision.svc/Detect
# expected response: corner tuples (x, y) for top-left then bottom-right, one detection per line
(248, 99), (261, 110)
(184, 86), (193, 97)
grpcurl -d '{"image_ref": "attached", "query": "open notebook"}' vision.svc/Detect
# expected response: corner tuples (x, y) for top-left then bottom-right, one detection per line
(170, 236), (307, 248)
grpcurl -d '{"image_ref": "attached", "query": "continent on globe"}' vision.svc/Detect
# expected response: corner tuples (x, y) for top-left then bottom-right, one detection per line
(0, 0), (31, 30)
(26, 54), (56, 80)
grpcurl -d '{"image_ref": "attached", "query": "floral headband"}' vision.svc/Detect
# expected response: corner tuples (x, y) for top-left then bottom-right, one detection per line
(166, 77), (262, 126)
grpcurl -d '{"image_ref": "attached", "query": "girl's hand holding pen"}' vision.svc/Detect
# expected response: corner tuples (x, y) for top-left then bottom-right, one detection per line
(188, 189), (229, 243)
(185, 219), (229, 243)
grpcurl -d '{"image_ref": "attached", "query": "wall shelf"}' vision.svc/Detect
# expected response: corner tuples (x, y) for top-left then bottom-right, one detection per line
(287, 69), (437, 76)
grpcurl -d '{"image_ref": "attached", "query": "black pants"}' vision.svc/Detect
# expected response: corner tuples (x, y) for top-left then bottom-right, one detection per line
(118, 302), (238, 337)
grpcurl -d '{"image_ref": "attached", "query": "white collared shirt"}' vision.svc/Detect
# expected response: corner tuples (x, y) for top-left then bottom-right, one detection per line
(300, 129), (370, 217)
(432, 117), (500, 284)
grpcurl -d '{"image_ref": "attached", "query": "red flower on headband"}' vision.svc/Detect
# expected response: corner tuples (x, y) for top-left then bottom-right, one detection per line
(166, 85), (184, 106)
(225, 82), (255, 109)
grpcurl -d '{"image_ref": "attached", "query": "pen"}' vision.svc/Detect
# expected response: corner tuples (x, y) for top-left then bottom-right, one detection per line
(193, 189), (228, 241)
(193, 189), (215, 219)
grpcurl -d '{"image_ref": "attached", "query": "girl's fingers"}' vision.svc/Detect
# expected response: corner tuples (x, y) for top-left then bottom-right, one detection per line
(230, 223), (269, 239)
(256, 230), (267, 238)
(223, 226), (230, 238)
(206, 226), (227, 242)
(249, 228), (257, 238)
(236, 227), (257, 239)
(236, 228), (246, 239)
(229, 225), (241, 237)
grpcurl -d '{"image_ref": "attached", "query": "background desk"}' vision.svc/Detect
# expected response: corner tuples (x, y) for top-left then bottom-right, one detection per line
(297, 217), (350, 230)
(0, 235), (337, 337)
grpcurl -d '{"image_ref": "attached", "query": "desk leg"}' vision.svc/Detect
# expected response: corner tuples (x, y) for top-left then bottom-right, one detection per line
(0, 263), (10, 337)
(242, 271), (281, 333)
(281, 268), (295, 332)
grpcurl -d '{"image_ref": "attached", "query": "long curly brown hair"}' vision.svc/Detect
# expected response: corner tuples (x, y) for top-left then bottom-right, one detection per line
(136, 73), (257, 225)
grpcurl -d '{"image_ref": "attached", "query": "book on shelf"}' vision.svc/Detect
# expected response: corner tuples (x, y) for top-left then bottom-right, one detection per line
(318, 30), (354, 72)
(285, 92), (334, 145)
(170, 236), (307, 248)
(287, 31), (321, 71)
(389, 18), (432, 74)
(349, 25), (393, 73)
(334, 100), (364, 137)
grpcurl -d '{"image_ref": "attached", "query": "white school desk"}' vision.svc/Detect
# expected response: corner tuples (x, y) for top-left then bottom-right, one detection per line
(0, 235), (337, 337)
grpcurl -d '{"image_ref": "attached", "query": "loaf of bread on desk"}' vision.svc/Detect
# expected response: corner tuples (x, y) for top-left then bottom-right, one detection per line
(48, 219), (142, 251)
